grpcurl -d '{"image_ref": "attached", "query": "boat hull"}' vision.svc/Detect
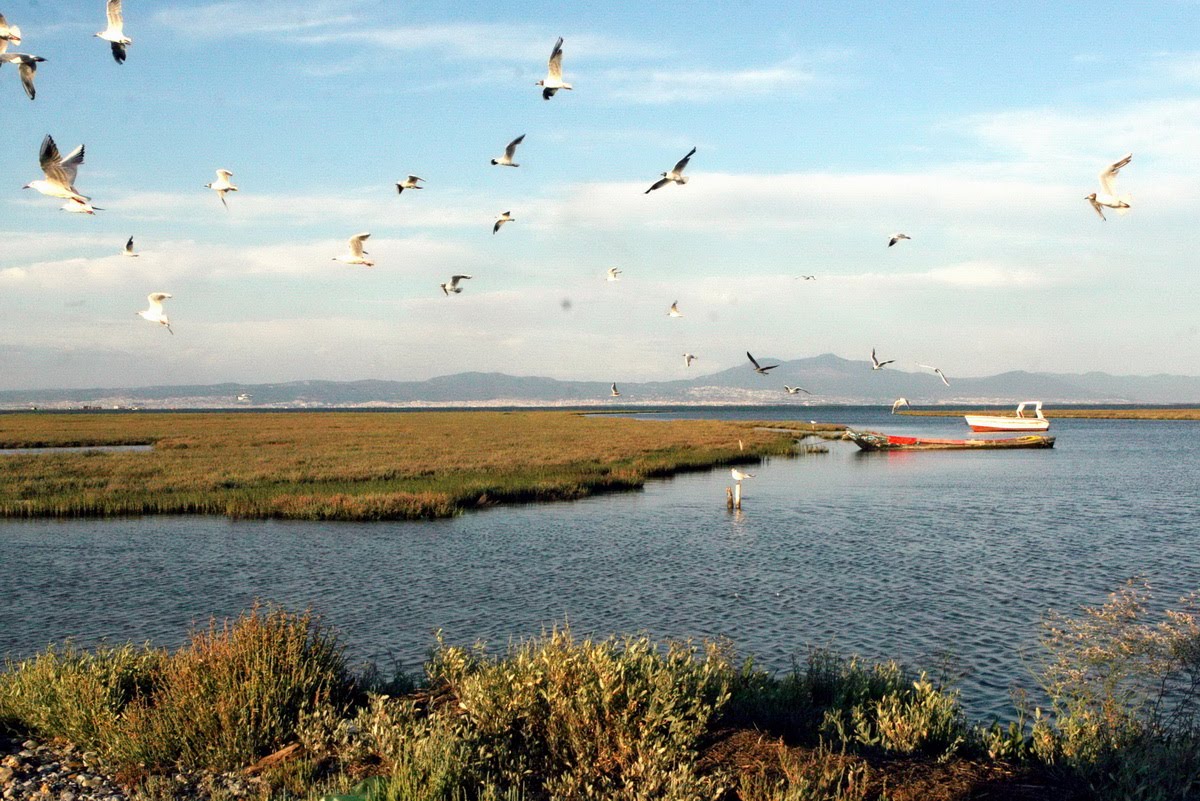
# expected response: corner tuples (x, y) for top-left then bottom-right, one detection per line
(964, 416), (1051, 433)
(847, 430), (1055, 452)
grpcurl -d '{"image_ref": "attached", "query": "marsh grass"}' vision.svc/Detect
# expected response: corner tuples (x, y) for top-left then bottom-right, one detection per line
(0, 411), (798, 520)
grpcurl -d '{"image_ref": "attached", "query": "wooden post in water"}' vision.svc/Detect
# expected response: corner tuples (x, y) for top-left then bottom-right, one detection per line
(734, 482), (742, 510)
(726, 486), (734, 510)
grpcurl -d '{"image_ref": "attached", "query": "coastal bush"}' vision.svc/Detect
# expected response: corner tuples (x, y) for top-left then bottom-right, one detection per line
(419, 629), (736, 799)
(114, 606), (353, 772)
(0, 642), (163, 751)
(737, 742), (871, 801)
(1030, 581), (1200, 797)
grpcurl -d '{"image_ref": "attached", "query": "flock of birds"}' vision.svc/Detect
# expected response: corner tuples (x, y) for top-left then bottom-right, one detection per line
(1, 6), (1138, 404)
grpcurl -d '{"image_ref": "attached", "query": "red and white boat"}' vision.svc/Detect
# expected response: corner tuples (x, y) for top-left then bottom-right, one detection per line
(964, 401), (1050, 433)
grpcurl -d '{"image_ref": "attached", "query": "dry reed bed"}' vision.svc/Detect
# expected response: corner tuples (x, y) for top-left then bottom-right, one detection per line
(0, 412), (798, 520)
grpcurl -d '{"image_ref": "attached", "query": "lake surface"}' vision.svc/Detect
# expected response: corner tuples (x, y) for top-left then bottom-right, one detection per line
(2, 407), (1197, 721)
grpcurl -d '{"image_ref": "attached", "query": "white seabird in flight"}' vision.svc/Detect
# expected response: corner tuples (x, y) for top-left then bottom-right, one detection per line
(888, 233), (911, 247)
(610, 383), (620, 397)
(396, 175), (424, 194)
(440, 274), (472, 295)
(1085, 153), (1132, 221)
(891, 397), (910, 414)
(137, 292), (172, 334)
(747, 352), (779, 375)
(61, 198), (103, 215)
(871, 348), (895, 370)
(606, 267), (622, 282)
(122, 236), (138, 257)
(205, 169), (237, 208)
(0, 13), (22, 44)
(24, 135), (89, 204)
(0, 42), (45, 100)
(784, 385), (811, 395)
(491, 134), (525, 167)
(645, 147), (696, 194)
(916, 363), (950, 386)
(96, 0), (131, 64)
(493, 211), (514, 234)
(333, 233), (373, 267)
(683, 353), (696, 367)
(667, 301), (683, 317)
(536, 36), (572, 99)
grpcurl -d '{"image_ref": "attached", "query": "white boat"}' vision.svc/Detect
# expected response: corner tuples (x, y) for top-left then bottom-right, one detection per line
(964, 401), (1050, 433)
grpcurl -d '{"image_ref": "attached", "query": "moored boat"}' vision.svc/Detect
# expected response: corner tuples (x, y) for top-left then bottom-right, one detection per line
(846, 430), (1055, 452)
(964, 401), (1050, 433)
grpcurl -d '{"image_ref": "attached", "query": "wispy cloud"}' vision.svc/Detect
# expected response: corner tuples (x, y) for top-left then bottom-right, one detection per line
(602, 58), (817, 103)
(154, 2), (361, 37)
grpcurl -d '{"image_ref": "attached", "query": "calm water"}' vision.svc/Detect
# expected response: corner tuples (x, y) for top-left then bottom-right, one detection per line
(2, 408), (1197, 721)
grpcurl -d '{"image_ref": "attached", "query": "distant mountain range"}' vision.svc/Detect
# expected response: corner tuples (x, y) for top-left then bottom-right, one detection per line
(3, 354), (1199, 409)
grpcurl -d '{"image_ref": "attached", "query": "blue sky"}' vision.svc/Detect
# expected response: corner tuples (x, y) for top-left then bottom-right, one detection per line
(2, 1), (1199, 390)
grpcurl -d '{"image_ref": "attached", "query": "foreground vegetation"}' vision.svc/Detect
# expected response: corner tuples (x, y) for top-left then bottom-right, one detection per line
(2, 584), (1197, 800)
(0, 412), (805, 520)
(900, 408), (1200, 420)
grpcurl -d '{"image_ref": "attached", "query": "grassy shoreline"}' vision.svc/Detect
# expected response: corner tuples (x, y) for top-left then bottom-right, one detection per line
(899, 407), (1200, 420)
(3, 587), (1197, 800)
(0, 412), (822, 521)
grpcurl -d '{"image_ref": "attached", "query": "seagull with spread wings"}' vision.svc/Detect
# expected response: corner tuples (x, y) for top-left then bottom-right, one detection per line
(137, 293), (172, 334)
(122, 236), (138, 257)
(606, 267), (622, 282)
(1085, 153), (1132, 221)
(395, 175), (424, 194)
(747, 352), (779, 375)
(332, 233), (374, 267)
(784, 385), (811, 395)
(871, 348), (895, 370)
(645, 147), (696, 194)
(440, 275), (472, 295)
(916, 363), (951, 386)
(0, 12), (22, 44)
(96, 0), (131, 64)
(667, 301), (683, 317)
(536, 36), (572, 99)
(24, 135), (89, 204)
(888, 233), (911, 247)
(0, 40), (45, 100)
(493, 211), (514, 234)
(683, 353), (697, 367)
(610, 383), (621, 397)
(891, 398), (910, 414)
(205, 169), (237, 208)
(491, 134), (525, 166)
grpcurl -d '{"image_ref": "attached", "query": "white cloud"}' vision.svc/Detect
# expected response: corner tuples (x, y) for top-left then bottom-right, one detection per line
(602, 59), (816, 103)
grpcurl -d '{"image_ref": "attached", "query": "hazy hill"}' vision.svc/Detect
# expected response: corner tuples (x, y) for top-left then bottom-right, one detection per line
(2, 354), (1199, 408)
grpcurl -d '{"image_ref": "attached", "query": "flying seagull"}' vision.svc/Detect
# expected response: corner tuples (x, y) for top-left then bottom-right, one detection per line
(784, 385), (811, 395)
(440, 274), (472, 295)
(236, 393), (252, 402)
(645, 147), (696, 194)
(606, 267), (622, 282)
(888, 233), (911, 247)
(396, 175), (424, 194)
(731, 467), (755, 482)
(137, 292), (172, 334)
(96, 0), (131, 64)
(610, 383), (620, 397)
(871, 348), (895, 370)
(683, 353), (696, 367)
(24, 135), (89, 204)
(891, 398), (910, 414)
(122, 236), (138, 257)
(333, 233), (373, 267)
(491, 134), (525, 167)
(747, 352), (779, 375)
(0, 13), (22, 44)
(0, 43), (45, 100)
(916, 363), (950, 386)
(536, 36), (572, 99)
(796, 275), (815, 280)
(205, 169), (237, 208)
(493, 211), (514, 234)
(1085, 153), (1132, 221)
(667, 301), (683, 317)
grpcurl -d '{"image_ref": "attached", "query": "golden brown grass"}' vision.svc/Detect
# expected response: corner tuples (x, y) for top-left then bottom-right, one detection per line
(898, 408), (1200, 420)
(0, 411), (798, 520)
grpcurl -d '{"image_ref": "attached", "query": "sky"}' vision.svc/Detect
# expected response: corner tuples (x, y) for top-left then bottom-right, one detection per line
(2, 0), (1199, 390)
